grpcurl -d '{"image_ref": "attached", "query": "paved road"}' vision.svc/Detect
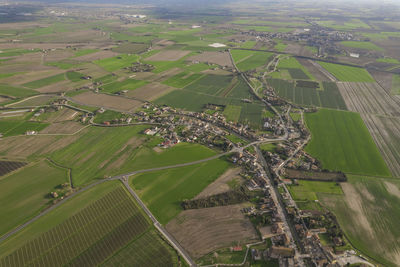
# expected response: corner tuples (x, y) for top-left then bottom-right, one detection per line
(121, 180), (196, 266)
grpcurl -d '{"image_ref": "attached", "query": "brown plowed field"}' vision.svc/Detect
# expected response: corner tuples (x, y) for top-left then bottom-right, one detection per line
(187, 51), (233, 67)
(361, 114), (400, 177)
(166, 203), (258, 259)
(297, 59), (331, 81)
(126, 82), (175, 101)
(337, 82), (400, 116)
(40, 121), (85, 134)
(146, 50), (190, 61)
(71, 92), (142, 112)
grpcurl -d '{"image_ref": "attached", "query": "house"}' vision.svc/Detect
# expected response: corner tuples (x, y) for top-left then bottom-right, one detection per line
(268, 246), (295, 259)
(231, 246), (243, 252)
(26, 131), (37, 135)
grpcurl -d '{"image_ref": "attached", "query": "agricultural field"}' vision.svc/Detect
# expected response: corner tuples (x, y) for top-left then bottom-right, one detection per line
(268, 79), (347, 109)
(0, 184), (179, 267)
(287, 180), (343, 211)
(272, 57), (315, 80)
(0, 160), (68, 236)
(131, 158), (230, 224)
(166, 203), (258, 259)
(156, 74), (264, 128)
(101, 78), (149, 94)
(392, 74), (400, 94)
(22, 73), (66, 89)
(102, 230), (179, 266)
(223, 105), (242, 122)
(318, 62), (375, 82)
(162, 71), (204, 88)
(305, 109), (391, 176)
(50, 125), (218, 186)
(0, 84), (37, 99)
(94, 54), (140, 72)
(0, 160), (26, 176)
(319, 175), (400, 266)
(340, 41), (383, 51)
(0, 119), (49, 137)
(231, 50), (273, 71)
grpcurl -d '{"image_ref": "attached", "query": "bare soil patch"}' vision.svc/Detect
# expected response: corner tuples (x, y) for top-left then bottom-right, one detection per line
(384, 181), (400, 198)
(74, 50), (119, 62)
(71, 91), (142, 112)
(35, 80), (72, 93)
(0, 133), (83, 159)
(146, 50), (190, 61)
(4, 70), (64, 85)
(39, 121), (84, 134)
(194, 168), (242, 199)
(166, 203), (258, 259)
(361, 114), (400, 177)
(340, 183), (375, 239)
(337, 82), (400, 116)
(126, 82), (175, 101)
(8, 95), (56, 107)
(43, 50), (74, 62)
(187, 51), (233, 67)
(368, 70), (393, 94)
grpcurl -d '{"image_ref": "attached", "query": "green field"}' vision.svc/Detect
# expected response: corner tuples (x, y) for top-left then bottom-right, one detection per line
(0, 160), (68, 236)
(112, 42), (149, 54)
(340, 41), (383, 51)
(274, 57), (314, 80)
(319, 175), (400, 266)
(22, 73), (66, 89)
(66, 71), (84, 82)
(0, 120), (49, 137)
(0, 84), (37, 98)
(268, 79), (347, 109)
(377, 57), (400, 64)
(74, 48), (98, 57)
(131, 159), (230, 224)
(155, 89), (264, 128)
(231, 50), (273, 71)
(0, 185), (169, 266)
(102, 230), (179, 266)
(305, 109), (390, 176)
(318, 62), (375, 82)
(162, 71), (204, 88)
(223, 105), (242, 122)
(316, 19), (370, 30)
(94, 54), (140, 72)
(289, 180), (343, 201)
(50, 126), (217, 186)
(184, 74), (233, 95)
(101, 78), (149, 93)
(392, 74), (400, 95)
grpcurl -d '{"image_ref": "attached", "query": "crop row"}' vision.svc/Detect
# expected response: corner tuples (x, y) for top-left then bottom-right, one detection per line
(0, 187), (149, 267)
(103, 230), (177, 267)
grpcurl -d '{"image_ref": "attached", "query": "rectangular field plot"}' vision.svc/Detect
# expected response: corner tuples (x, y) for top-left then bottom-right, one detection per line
(184, 74), (233, 95)
(0, 187), (151, 267)
(22, 73), (66, 89)
(0, 160), (26, 176)
(101, 78), (149, 94)
(0, 120), (49, 137)
(231, 50), (273, 71)
(0, 160), (68, 236)
(155, 90), (264, 128)
(0, 84), (37, 98)
(305, 109), (391, 176)
(162, 71), (204, 88)
(131, 159), (230, 224)
(318, 62), (375, 82)
(268, 79), (347, 109)
(94, 54), (140, 72)
(276, 57), (314, 80)
(102, 230), (178, 267)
